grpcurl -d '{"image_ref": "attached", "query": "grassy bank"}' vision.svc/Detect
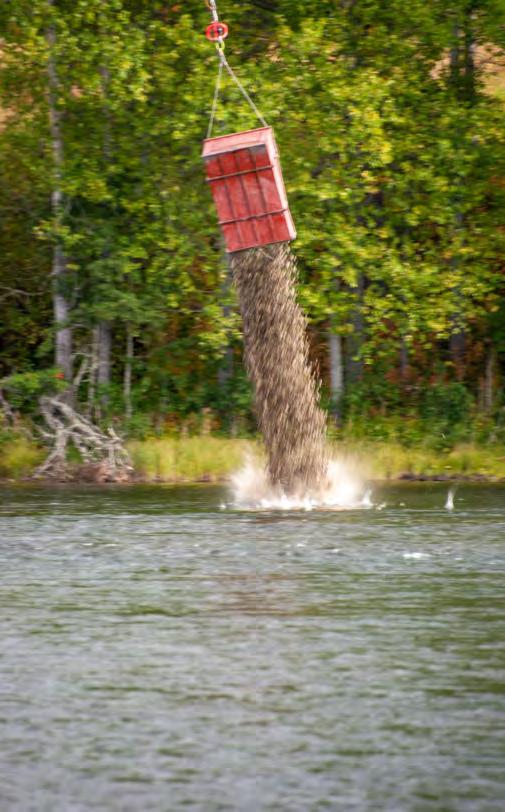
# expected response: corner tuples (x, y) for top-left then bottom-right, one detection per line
(128, 437), (505, 482)
(336, 441), (505, 481)
(1, 432), (505, 482)
(0, 436), (45, 478)
(127, 437), (258, 482)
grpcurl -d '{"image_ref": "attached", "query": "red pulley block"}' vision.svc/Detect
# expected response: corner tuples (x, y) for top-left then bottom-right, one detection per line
(205, 21), (229, 42)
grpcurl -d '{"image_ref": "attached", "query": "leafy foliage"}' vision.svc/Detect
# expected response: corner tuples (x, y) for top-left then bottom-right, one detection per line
(0, 0), (504, 442)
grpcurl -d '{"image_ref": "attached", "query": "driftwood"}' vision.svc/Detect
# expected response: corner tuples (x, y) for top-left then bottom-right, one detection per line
(34, 395), (133, 481)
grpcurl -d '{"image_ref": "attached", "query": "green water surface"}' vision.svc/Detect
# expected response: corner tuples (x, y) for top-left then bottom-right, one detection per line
(0, 483), (504, 811)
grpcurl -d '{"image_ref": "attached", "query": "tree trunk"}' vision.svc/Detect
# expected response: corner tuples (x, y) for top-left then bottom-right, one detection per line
(449, 24), (461, 92)
(399, 338), (409, 381)
(448, 16), (475, 382)
(463, 23), (476, 102)
(484, 344), (494, 413)
(449, 328), (466, 381)
(47, 18), (72, 382)
(346, 273), (364, 383)
(95, 65), (113, 407)
(52, 246), (72, 381)
(449, 211), (466, 381)
(87, 330), (98, 417)
(328, 331), (344, 420)
(218, 347), (234, 389)
(124, 325), (134, 420)
(96, 321), (112, 396)
(90, 322), (111, 420)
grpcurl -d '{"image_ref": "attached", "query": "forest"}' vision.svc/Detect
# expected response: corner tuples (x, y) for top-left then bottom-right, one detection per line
(1, 0), (505, 478)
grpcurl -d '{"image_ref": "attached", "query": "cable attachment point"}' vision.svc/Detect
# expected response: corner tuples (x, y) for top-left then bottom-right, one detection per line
(206, 21), (229, 42)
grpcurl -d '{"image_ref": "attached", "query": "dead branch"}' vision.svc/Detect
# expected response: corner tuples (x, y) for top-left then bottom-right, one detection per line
(0, 388), (15, 425)
(34, 395), (133, 481)
(72, 355), (89, 392)
(0, 285), (42, 303)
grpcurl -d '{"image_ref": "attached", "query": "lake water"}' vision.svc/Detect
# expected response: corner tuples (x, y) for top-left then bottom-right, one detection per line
(0, 483), (504, 811)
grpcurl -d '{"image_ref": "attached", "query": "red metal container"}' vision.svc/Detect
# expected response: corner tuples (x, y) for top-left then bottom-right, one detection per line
(202, 126), (296, 253)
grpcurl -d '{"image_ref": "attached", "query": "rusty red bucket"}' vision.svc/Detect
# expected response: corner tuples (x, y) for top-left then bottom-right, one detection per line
(202, 126), (296, 253)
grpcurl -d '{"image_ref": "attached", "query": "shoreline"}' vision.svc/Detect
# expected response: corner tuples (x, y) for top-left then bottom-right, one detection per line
(1, 436), (505, 485)
(1, 471), (505, 487)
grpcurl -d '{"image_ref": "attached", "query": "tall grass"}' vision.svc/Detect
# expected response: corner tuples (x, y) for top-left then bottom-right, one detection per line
(0, 436), (45, 478)
(127, 437), (259, 482)
(1, 432), (504, 482)
(333, 440), (505, 480)
(129, 437), (505, 483)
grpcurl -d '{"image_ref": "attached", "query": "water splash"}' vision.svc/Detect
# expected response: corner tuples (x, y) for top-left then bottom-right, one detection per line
(228, 458), (367, 511)
(445, 487), (456, 511)
(403, 552), (431, 560)
(362, 489), (373, 509)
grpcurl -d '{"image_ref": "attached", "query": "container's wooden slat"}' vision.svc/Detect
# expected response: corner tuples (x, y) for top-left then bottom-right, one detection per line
(202, 127), (296, 253)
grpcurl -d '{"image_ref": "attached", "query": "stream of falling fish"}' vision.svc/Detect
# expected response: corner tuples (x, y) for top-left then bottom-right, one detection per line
(231, 243), (328, 498)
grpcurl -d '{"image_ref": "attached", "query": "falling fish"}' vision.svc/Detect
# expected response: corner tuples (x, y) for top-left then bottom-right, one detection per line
(362, 490), (373, 508)
(445, 488), (455, 511)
